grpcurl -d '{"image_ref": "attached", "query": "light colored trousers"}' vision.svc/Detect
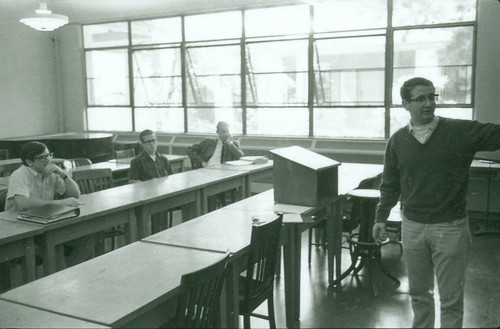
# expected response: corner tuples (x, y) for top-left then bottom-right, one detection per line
(402, 216), (470, 329)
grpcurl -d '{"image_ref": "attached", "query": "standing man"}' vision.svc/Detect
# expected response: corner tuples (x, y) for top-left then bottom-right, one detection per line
(129, 129), (174, 232)
(129, 129), (172, 183)
(187, 121), (244, 169)
(373, 77), (500, 328)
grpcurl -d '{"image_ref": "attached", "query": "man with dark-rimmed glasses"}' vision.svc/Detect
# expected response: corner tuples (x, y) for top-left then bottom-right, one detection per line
(373, 77), (500, 328)
(5, 141), (91, 270)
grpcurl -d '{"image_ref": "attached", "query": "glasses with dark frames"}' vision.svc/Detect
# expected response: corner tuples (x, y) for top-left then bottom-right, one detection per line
(33, 152), (54, 160)
(409, 94), (439, 103)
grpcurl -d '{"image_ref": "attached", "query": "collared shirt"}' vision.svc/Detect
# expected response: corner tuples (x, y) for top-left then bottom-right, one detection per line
(5, 165), (66, 211)
(129, 151), (172, 181)
(408, 116), (440, 144)
(206, 139), (223, 167)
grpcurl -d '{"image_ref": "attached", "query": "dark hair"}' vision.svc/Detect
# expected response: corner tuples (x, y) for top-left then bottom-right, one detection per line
(139, 129), (154, 143)
(20, 141), (48, 165)
(400, 77), (434, 102)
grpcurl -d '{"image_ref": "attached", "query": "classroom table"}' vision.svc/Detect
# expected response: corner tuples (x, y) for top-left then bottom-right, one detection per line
(0, 187), (140, 275)
(0, 241), (225, 328)
(108, 154), (188, 173)
(203, 161), (273, 197)
(0, 299), (110, 328)
(0, 219), (43, 286)
(144, 190), (334, 328)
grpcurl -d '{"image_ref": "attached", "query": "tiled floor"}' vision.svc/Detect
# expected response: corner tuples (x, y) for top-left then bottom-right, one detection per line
(249, 218), (500, 328)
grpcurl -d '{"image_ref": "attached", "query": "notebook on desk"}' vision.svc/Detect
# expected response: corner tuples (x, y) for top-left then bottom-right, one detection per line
(225, 156), (269, 166)
(17, 205), (80, 224)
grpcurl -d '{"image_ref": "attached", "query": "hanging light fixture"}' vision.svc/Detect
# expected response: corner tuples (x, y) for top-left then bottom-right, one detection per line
(19, 1), (69, 32)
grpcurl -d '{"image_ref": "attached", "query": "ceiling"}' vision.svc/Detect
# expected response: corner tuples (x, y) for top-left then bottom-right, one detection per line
(0, 0), (301, 25)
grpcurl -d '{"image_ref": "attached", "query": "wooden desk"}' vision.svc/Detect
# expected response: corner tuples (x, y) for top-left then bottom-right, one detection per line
(203, 161), (273, 197)
(0, 187), (140, 275)
(0, 242), (224, 328)
(108, 154), (188, 173)
(0, 220), (43, 285)
(0, 300), (110, 328)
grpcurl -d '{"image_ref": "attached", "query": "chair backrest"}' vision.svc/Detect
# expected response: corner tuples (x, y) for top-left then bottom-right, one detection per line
(70, 158), (92, 167)
(0, 189), (7, 212)
(72, 168), (113, 194)
(0, 149), (9, 160)
(174, 252), (230, 329)
(242, 213), (283, 306)
(115, 148), (135, 160)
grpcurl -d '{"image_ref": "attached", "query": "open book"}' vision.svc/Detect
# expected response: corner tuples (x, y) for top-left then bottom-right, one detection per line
(17, 204), (80, 224)
(225, 156), (269, 166)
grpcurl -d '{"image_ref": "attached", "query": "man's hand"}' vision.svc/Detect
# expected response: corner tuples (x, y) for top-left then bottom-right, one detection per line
(43, 163), (66, 177)
(224, 134), (234, 147)
(56, 198), (81, 207)
(372, 222), (388, 245)
(201, 161), (208, 168)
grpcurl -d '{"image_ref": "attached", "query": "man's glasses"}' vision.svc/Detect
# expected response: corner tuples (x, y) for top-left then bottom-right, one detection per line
(142, 139), (157, 144)
(409, 94), (439, 104)
(33, 152), (54, 160)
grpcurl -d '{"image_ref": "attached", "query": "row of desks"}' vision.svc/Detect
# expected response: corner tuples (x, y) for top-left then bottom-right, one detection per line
(0, 162), (382, 328)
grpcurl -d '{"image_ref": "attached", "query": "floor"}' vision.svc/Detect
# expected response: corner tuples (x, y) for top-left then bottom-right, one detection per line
(249, 217), (500, 329)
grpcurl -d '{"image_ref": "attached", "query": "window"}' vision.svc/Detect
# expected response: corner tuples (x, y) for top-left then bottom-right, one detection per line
(83, 1), (476, 136)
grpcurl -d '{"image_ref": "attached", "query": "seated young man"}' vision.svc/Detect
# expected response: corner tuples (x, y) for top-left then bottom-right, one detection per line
(6, 141), (92, 270)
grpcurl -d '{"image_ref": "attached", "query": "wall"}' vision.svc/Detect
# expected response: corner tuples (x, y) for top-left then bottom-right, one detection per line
(0, 22), (60, 138)
(474, 0), (500, 124)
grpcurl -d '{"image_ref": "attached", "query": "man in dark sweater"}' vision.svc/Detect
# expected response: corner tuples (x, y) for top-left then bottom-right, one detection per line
(373, 77), (500, 328)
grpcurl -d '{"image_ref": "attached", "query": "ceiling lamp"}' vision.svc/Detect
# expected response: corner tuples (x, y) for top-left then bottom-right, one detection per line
(19, 1), (69, 32)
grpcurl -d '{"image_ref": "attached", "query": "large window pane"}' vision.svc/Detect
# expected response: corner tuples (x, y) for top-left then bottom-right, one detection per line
(86, 50), (129, 105)
(187, 108), (243, 134)
(87, 107), (132, 131)
(390, 107), (473, 135)
(135, 108), (184, 133)
(393, 27), (473, 105)
(185, 11), (241, 41)
(393, 0), (476, 27)
(314, 0), (386, 32)
(315, 36), (385, 105)
(131, 17), (181, 45)
(83, 23), (129, 48)
(245, 5), (309, 37)
(314, 108), (385, 138)
(133, 49), (182, 106)
(186, 45), (240, 106)
(247, 108), (308, 136)
(246, 40), (308, 105)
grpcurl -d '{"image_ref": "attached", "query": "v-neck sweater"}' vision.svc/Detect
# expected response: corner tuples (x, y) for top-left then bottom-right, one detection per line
(376, 117), (500, 224)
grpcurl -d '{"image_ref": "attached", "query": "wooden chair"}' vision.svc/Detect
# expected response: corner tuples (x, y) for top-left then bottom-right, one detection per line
(72, 169), (113, 194)
(239, 213), (283, 329)
(69, 158), (92, 167)
(168, 252), (230, 328)
(0, 149), (9, 160)
(115, 148), (135, 160)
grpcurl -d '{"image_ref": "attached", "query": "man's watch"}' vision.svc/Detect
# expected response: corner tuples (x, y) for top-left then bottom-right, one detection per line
(62, 174), (69, 180)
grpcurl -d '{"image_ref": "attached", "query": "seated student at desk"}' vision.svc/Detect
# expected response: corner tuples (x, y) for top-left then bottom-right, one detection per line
(129, 129), (173, 183)
(5, 141), (92, 269)
(187, 121), (244, 209)
(187, 121), (244, 169)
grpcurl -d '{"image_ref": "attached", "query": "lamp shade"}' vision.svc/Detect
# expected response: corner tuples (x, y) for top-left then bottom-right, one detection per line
(19, 2), (69, 31)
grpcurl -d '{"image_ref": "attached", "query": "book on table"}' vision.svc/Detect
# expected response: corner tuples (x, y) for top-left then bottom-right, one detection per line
(17, 204), (80, 224)
(225, 156), (269, 166)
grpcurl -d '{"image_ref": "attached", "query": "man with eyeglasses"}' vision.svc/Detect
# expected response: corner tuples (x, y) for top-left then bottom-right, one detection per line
(373, 77), (500, 328)
(129, 129), (172, 183)
(5, 141), (91, 270)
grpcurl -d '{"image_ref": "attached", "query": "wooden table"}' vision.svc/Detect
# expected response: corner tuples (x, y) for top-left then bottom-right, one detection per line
(0, 187), (140, 275)
(203, 161), (273, 197)
(0, 300), (110, 328)
(108, 154), (188, 173)
(0, 242), (225, 328)
(0, 220), (43, 287)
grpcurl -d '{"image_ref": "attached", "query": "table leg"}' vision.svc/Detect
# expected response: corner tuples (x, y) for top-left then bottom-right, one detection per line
(23, 238), (36, 282)
(42, 235), (57, 275)
(283, 225), (301, 328)
(224, 260), (239, 328)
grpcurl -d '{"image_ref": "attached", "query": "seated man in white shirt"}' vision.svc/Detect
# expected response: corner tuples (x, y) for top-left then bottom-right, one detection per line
(187, 121), (244, 209)
(6, 141), (92, 270)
